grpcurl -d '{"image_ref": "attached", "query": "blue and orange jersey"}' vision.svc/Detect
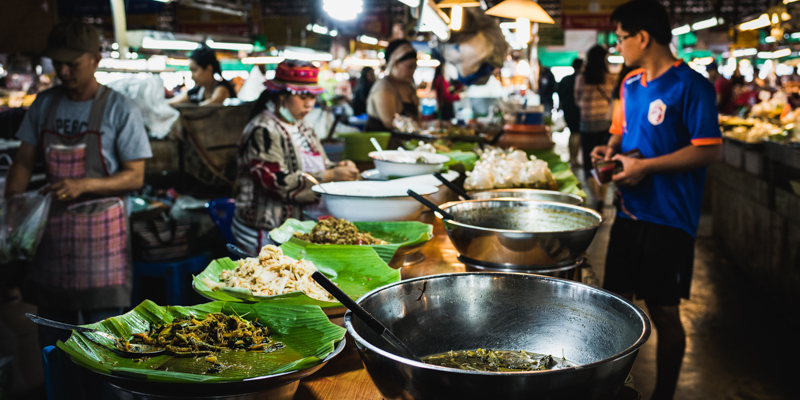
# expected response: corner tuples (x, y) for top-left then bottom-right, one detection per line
(609, 61), (722, 237)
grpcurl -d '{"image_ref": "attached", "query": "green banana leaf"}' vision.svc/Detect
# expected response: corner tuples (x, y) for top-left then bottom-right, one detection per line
(269, 219), (433, 263)
(192, 241), (400, 307)
(56, 300), (346, 383)
(526, 149), (587, 199)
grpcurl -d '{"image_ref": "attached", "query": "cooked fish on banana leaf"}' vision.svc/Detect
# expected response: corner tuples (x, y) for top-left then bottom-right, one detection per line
(117, 312), (284, 363)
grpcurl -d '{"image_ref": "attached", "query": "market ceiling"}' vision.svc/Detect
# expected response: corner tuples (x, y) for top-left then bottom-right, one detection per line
(261, 0), (774, 29)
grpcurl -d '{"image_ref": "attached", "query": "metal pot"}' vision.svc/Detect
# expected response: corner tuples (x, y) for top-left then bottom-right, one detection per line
(439, 199), (602, 269)
(468, 188), (584, 205)
(345, 273), (650, 400)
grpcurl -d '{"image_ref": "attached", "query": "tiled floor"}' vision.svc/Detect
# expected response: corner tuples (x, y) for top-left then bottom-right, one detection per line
(586, 202), (798, 400)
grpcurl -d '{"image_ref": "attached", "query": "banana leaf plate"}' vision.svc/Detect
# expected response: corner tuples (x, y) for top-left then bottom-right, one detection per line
(268, 218), (434, 264)
(192, 241), (401, 308)
(57, 301), (346, 394)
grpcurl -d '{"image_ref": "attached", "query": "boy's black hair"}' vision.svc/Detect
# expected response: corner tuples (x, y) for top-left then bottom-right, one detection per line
(610, 0), (673, 46)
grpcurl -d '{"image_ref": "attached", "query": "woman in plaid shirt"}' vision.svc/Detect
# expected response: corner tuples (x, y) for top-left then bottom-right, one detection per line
(232, 61), (359, 255)
(574, 45), (616, 179)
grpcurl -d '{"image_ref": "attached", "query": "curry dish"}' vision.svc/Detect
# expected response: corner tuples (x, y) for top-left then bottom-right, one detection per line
(293, 218), (387, 245)
(422, 349), (569, 372)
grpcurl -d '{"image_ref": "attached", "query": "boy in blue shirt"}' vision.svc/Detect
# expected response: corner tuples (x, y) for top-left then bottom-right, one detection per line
(592, 1), (722, 399)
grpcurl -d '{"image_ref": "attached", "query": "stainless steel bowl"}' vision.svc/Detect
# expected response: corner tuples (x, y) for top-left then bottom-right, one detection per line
(439, 199), (602, 269)
(345, 273), (651, 400)
(468, 188), (584, 205)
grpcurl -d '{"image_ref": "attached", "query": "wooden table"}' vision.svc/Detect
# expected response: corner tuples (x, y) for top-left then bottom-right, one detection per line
(295, 211), (464, 400)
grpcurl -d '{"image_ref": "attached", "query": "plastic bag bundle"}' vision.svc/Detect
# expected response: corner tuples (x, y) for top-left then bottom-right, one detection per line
(107, 76), (179, 139)
(464, 148), (550, 191)
(0, 191), (52, 263)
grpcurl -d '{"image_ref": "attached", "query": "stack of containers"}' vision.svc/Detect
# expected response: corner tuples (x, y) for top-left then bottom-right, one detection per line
(497, 102), (555, 150)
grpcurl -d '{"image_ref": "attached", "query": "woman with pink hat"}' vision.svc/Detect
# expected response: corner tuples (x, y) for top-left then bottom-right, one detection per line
(232, 60), (360, 254)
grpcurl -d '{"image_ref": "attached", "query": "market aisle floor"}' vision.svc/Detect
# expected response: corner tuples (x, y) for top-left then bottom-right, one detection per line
(587, 206), (799, 400)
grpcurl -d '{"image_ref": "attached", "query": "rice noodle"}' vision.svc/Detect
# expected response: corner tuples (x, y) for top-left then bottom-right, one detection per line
(216, 245), (336, 302)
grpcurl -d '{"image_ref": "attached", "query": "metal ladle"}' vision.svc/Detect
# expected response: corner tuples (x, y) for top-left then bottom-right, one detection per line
(311, 271), (421, 362)
(406, 189), (455, 220)
(26, 313), (166, 358)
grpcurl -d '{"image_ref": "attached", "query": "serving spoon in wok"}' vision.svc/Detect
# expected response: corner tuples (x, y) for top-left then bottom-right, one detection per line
(407, 189), (455, 220)
(25, 313), (166, 358)
(311, 271), (421, 362)
(433, 172), (471, 200)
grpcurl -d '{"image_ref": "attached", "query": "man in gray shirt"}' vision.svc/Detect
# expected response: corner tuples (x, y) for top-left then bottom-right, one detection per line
(5, 22), (152, 350)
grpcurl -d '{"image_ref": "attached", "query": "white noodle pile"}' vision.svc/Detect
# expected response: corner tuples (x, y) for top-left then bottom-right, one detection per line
(216, 245), (336, 302)
(464, 148), (550, 190)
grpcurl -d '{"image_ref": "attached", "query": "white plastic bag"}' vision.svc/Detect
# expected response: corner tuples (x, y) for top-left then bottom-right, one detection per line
(107, 76), (179, 139)
(0, 191), (52, 262)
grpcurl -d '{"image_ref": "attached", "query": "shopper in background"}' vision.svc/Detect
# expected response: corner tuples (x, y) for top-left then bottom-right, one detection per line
(168, 45), (236, 106)
(352, 67), (376, 116)
(233, 61), (359, 255)
(537, 61), (556, 116)
(433, 62), (461, 121)
(366, 39), (419, 132)
(706, 62), (732, 114)
(574, 45), (615, 180)
(556, 58), (583, 166)
(593, 1), (722, 399)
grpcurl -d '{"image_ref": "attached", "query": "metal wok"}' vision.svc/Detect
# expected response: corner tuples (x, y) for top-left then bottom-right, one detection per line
(439, 199), (602, 269)
(345, 273), (651, 400)
(468, 188), (584, 205)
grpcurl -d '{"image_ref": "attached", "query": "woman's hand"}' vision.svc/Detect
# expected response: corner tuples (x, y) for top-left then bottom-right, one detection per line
(324, 160), (360, 182)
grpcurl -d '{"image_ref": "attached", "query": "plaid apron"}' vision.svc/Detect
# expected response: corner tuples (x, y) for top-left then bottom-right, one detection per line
(31, 85), (129, 290)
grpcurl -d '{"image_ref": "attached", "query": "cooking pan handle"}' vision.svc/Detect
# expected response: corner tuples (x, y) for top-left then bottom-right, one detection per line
(407, 190), (454, 220)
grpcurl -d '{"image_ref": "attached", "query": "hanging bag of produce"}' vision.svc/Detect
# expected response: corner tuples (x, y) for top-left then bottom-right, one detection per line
(0, 190), (52, 263)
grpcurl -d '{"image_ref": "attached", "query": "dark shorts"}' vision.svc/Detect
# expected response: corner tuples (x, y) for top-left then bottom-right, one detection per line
(603, 217), (695, 307)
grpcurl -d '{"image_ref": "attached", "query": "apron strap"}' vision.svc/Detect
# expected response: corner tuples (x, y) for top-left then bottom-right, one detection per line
(87, 85), (111, 132)
(43, 88), (65, 132)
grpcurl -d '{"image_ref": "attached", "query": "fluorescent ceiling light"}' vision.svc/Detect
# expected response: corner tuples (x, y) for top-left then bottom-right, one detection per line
(499, 22), (517, 29)
(166, 58), (190, 66)
(773, 48), (792, 58)
(693, 57), (714, 65)
(671, 25), (691, 35)
(206, 39), (253, 52)
(241, 56), (285, 64)
(765, 36), (776, 43)
(450, 6), (463, 31)
(324, 0), (363, 21)
(358, 35), (379, 45)
(731, 48), (757, 57)
(312, 24), (328, 35)
(757, 51), (774, 59)
(142, 37), (199, 50)
(419, 1), (450, 41)
(330, 30), (338, 37)
(739, 14), (770, 31)
(608, 55), (625, 64)
(417, 59), (441, 67)
(397, 0), (421, 6)
(282, 49), (333, 62)
(786, 0), (799, 4)
(792, 32), (800, 38)
(691, 17), (722, 31)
